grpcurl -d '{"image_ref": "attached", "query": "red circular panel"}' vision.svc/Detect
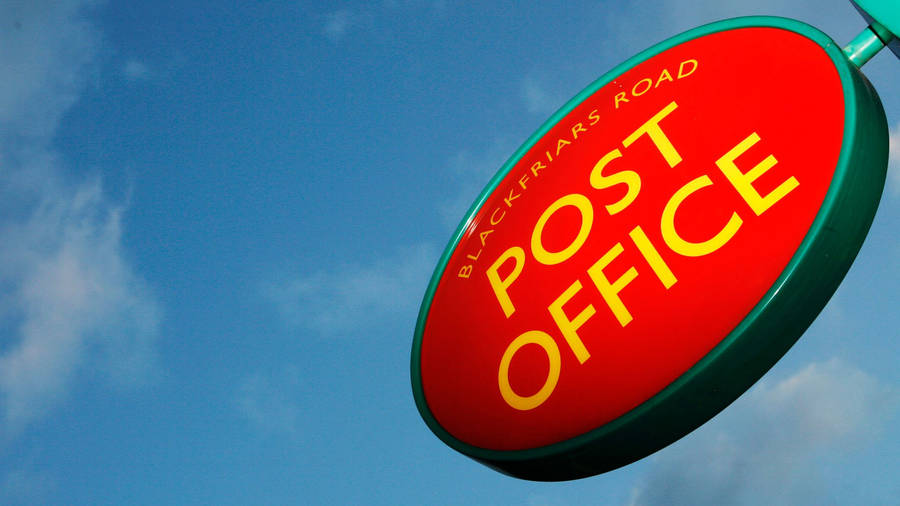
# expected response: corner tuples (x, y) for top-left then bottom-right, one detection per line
(420, 27), (844, 450)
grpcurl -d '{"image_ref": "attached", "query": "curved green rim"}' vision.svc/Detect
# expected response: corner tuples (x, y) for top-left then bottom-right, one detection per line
(410, 16), (888, 481)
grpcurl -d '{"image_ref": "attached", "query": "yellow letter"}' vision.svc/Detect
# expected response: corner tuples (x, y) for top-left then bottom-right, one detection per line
(661, 175), (743, 257)
(518, 173), (530, 190)
(632, 78), (653, 96)
(589, 148), (641, 215)
(623, 101), (682, 168)
(531, 194), (594, 265)
(547, 280), (596, 364)
(490, 208), (506, 225)
(479, 229), (493, 246)
(629, 225), (677, 289)
(655, 68), (674, 88)
(504, 188), (520, 208)
(571, 122), (587, 140)
(614, 92), (629, 109)
(498, 330), (561, 411)
(716, 132), (798, 216)
(586, 242), (638, 327)
(678, 59), (698, 78)
(486, 246), (525, 318)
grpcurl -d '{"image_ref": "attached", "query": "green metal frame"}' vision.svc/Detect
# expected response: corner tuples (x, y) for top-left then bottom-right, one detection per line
(411, 16), (889, 481)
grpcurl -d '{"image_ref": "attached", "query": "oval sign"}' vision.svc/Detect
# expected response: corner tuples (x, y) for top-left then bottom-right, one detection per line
(411, 17), (889, 481)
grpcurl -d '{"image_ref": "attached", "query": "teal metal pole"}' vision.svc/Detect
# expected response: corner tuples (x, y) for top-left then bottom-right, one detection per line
(843, 25), (886, 68)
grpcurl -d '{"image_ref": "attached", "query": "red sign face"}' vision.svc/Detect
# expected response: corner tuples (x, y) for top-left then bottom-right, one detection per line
(412, 18), (889, 480)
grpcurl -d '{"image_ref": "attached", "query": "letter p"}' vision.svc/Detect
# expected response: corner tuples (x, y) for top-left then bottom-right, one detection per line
(486, 246), (525, 318)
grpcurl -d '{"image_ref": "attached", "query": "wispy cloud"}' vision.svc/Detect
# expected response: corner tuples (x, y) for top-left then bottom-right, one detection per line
(122, 59), (151, 81)
(323, 9), (356, 42)
(655, 0), (854, 34)
(0, 0), (99, 145)
(521, 77), (563, 116)
(0, 0), (160, 437)
(628, 359), (898, 506)
(0, 460), (55, 506)
(526, 493), (568, 506)
(888, 122), (899, 196)
(0, 174), (161, 436)
(383, 0), (448, 11)
(236, 366), (305, 437)
(263, 243), (437, 335)
(322, 2), (448, 42)
(439, 139), (518, 229)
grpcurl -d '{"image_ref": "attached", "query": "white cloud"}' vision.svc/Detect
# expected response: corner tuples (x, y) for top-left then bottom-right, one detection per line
(382, 0), (447, 11)
(526, 493), (568, 506)
(521, 77), (563, 116)
(439, 140), (518, 229)
(0, 1), (160, 437)
(122, 59), (151, 81)
(0, 174), (160, 436)
(628, 359), (897, 506)
(888, 123), (900, 196)
(655, 0), (855, 35)
(236, 367), (305, 437)
(323, 3), (448, 42)
(323, 9), (355, 42)
(0, 0), (100, 146)
(596, 0), (859, 61)
(0, 460), (55, 506)
(263, 243), (437, 335)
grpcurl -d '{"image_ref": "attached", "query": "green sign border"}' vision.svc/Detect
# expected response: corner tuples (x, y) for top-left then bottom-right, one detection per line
(410, 16), (889, 481)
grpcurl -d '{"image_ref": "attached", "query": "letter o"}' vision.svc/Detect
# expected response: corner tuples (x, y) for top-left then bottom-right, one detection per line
(531, 193), (594, 265)
(498, 331), (561, 411)
(632, 78), (653, 96)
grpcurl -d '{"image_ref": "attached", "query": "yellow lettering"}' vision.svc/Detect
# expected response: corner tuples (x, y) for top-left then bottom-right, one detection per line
(623, 101), (682, 168)
(716, 132), (798, 216)
(498, 330), (561, 411)
(678, 59), (698, 78)
(556, 138), (571, 156)
(586, 242), (638, 327)
(479, 229), (493, 246)
(629, 226), (676, 289)
(531, 193), (594, 265)
(490, 208), (506, 226)
(504, 188), (520, 208)
(589, 109), (601, 125)
(589, 148), (641, 216)
(632, 78), (653, 96)
(530, 161), (546, 177)
(547, 281), (595, 364)
(655, 68), (674, 87)
(571, 122), (587, 139)
(614, 91), (630, 109)
(458, 265), (473, 279)
(518, 173), (530, 190)
(486, 247), (526, 318)
(661, 175), (743, 257)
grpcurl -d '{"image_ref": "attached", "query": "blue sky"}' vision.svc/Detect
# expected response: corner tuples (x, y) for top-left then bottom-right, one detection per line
(0, 1), (898, 504)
